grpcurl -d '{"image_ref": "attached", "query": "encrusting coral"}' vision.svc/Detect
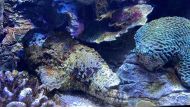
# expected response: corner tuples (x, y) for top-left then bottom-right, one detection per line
(134, 17), (190, 87)
(80, 4), (153, 43)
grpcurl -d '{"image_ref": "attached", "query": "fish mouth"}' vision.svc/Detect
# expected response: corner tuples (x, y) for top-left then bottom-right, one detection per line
(106, 85), (119, 90)
(122, 80), (136, 85)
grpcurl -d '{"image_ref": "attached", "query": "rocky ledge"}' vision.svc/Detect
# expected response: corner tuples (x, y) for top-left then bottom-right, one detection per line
(117, 52), (190, 106)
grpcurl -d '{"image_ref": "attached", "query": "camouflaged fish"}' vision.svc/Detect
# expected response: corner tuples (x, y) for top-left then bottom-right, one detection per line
(24, 33), (128, 106)
(134, 17), (190, 87)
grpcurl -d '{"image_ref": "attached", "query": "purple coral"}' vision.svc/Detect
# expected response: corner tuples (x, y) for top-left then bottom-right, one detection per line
(0, 70), (56, 107)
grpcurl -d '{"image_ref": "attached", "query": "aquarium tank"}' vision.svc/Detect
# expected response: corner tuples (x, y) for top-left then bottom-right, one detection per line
(1, 0), (190, 107)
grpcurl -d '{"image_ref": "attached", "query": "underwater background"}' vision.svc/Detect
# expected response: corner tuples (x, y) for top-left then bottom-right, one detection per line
(1, 0), (190, 107)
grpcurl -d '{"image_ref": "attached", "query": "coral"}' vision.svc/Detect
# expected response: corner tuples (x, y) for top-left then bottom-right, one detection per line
(134, 17), (190, 87)
(24, 32), (128, 106)
(80, 4), (153, 43)
(3, 0), (34, 44)
(44, 0), (153, 43)
(4, 0), (153, 43)
(0, 70), (56, 107)
(109, 4), (153, 28)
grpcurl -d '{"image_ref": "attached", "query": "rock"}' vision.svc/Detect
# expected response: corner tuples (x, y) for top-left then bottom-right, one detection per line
(117, 52), (190, 106)
(158, 92), (190, 106)
(53, 94), (98, 107)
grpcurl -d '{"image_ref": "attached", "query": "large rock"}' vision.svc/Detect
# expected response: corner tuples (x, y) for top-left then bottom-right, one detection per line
(117, 52), (190, 106)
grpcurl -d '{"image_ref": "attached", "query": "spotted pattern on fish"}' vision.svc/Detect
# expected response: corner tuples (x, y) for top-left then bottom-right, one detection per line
(24, 33), (128, 106)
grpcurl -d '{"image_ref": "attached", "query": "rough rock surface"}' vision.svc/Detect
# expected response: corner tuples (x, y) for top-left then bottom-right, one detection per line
(117, 52), (190, 106)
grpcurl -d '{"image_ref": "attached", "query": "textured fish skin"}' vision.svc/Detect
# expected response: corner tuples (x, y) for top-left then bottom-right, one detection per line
(134, 17), (190, 87)
(25, 33), (128, 106)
